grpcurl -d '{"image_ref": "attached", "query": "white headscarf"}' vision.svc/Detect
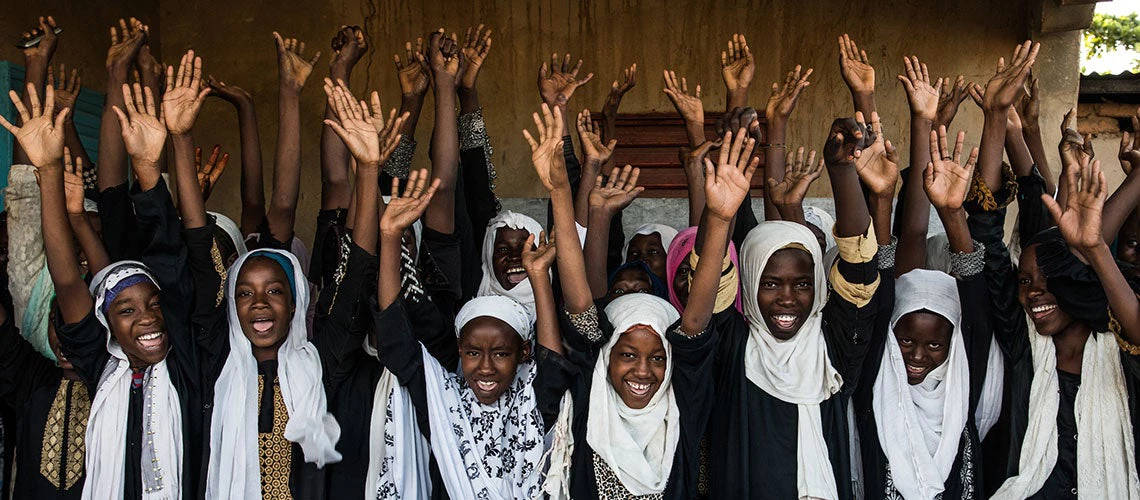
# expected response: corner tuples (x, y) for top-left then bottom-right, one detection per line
(803, 206), (836, 253)
(208, 211), (248, 257)
(740, 221), (841, 500)
(423, 296), (544, 499)
(586, 294), (681, 495)
(622, 223), (679, 263)
(477, 212), (545, 318)
(84, 261), (183, 500)
(991, 322), (1140, 499)
(873, 269), (969, 499)
(206, 249), (342, 499)
(361, 342), (431, 500)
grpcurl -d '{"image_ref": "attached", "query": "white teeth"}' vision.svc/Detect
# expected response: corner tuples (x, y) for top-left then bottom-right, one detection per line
(627, 381), (651, 395)
(507, 267), (526, 274)
(138, 332), (162, 341)
(476, 380), (497, 391)
(905, 364), (924, 374)
(1031, 304), (1057, 313)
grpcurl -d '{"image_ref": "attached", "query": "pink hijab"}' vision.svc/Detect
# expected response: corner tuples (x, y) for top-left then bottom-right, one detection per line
(665, 226), (743, 314)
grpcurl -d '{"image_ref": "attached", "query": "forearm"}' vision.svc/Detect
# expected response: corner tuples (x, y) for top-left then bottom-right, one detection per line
(764, 120), (789, 220)
(551, 188), (592, 313)
(727, 87), (748, 110)
(97, 74), (130, 190)
(69, 213), (110, 275)
(529, 270), (563, 355)
(852, 91), (877, 118)
(684, 118), (706, 149)
(585, 208), (614, 299)
(377, 234), (404, 309)
(1023, 124), (1055, 194)
(235, 103), (265, 234)
(352, 162), (380, 254)
(170, 134), (208, 228)
(869, 195), (893, 245)
(425, 81), (459, 234)
(458, 87), (480, 115)
(897, 118), (934, 274)
(268, 86), (302, 241)
(1102, 170), (1140, 244)
(39, 165), (92, 321)
(320, 102), (352, 211)
(978, 109), (1008, 191)
(937, 207), (973, 254)
(398, 94), (425, 139)
(682, 214), (730, 333)
(61, 119), (91, 167)
(829, 165), (872, 237)
(684, 161), (707, 226)
(1005, 126), (1034, 178)
(1086, 242), (1140, 345)
(573, 160), (602, 226)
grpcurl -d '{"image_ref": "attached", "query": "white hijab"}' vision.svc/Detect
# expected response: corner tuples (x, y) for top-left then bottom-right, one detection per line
(622, 223), (679, 263)
(206, 250), (342, 499)
(873, 269), (969, 499)
(587, 294), (682, 496)
(740, 221), (841, 500)
(361, 342), (431, 500)
(992, 320), (1140, 499)
(423, 296), (545, 499)
(803, 206), (836, 253)
(477, 211), (544, 317)
(84, 262), (183, 500)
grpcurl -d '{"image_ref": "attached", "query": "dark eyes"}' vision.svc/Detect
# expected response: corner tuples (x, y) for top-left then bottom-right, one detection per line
(1018, 277), (1031, 286)
(898, 338), (913, 346)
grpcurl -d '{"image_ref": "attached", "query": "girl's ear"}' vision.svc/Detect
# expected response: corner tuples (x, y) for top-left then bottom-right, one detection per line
(521, 340), (533, 362)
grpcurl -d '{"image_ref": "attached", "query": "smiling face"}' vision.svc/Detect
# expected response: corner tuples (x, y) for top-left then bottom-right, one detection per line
(755, 248), (815, 340)
(106, 280), (168, 369)
(607, 267), (653, 302)
(893, 310), (953, 385)
(234, 257), (296, 362)
(607, 326), (667, 409)
(492, 227), (533, 291)
(459, 316), (530, 405)
(626, 233), (668, 282)
(1018, 244), (1076, 336)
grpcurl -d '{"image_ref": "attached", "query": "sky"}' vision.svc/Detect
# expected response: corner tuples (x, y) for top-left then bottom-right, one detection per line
(1083, 0), (1140, 74)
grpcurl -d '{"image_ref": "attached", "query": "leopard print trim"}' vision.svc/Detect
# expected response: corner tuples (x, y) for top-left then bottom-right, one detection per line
(567, 304), (603, 344)
(965, 162), (1018, 211)
(1109, 307), (1140, 355)
(592, 451), (663, 499)
(210, 240), (227, 308)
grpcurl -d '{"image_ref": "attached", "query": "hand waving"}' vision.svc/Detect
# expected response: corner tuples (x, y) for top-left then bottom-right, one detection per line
(897, 55), (941, 121)
(704, 129), (759, 221)
(394, 38), (430, 97)
(47, 64), (81, 115)
(522, 231), (557, 276)
(1058, 107), (1094, 169)
(322, 80), (381, 165)
(765, 64), (813, 123)
(195, 145), (229, 202)
(577, 109), (617, 166)
(589, 164), (644, 215)
(274, 32), (321, 92)
(767, 147), (823, 208)
(720, 34), (755, 97)
(428, 30), (460, 82)
(663, 70), (704, 124)
(936, 75), (970, 129)
(162, 50), (211, 135)
(523, 103), (570, 192)
(62, 147), (86, 214)
(206, 76), (253, 105)
(1119, 109), (1140, 174)
(1043, 156), (1107, 253)
(112, 83), (166, 168)
(538, 53), (593, 107)
(106, 18), (147, 72)
(982, 40), (1040, 111)
(924, 126), (979, 212)
(20, 16), (59, 61)
(0, 84), (69, 166)
(853, 111), (899, 197)
(603, 63), (637, 116)
(380, 169), (440, 237)
(458, 24), (492, 89)
(838, 34), (875, 94)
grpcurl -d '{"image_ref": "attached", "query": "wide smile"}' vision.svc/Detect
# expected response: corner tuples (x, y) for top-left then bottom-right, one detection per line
(905, 363), (928, 377)
(1030, 303), (1057, 321)
(136, 330), (165, 351)
(771, 314), (799, 331)
(473, 379), (500, 394)
(625, 380), (653, 398)
(250, 317), (276, 336)
(505, 266), (527, 285)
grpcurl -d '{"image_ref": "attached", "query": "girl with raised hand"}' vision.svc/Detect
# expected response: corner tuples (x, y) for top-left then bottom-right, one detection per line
(535, 98), (750, 497)
(477, 210), (544, 318)
(0, 80), (203, 498)
(710, 115), (883, 499)
(372, 157), (571, 499)
(855, 124), (995, 499)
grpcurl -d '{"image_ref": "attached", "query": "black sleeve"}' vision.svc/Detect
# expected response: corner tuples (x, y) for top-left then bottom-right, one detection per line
(459, 146), (499, 249)
(404, 294), (460, 373)
(532, 345), (578, 430)
(183, 223), (227, 333)
(420, 227), (464, 317)
(53, 308), (108, 393)
(1017, 169), (1052, 247)
(97, 182), (141, 261)
(371, 297), (434, 435)
(0, 318), (60, 411)
(312, 239), (378, 390)
(250, 217), (291, 252)
(823, 256), (880, 395)
(667, 322), (717, 435)
(732, 191), (760, 251)
(957, 272), (995, 410)
(967, 208), (1030, 363)
(309, 208), (348, 290)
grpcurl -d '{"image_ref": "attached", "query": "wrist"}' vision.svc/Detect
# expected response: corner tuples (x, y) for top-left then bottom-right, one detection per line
(278, 83), (302, 96)
(935, 205), (966, 218)
(356, 160), (381, 172)
(911, 115), (934, 127)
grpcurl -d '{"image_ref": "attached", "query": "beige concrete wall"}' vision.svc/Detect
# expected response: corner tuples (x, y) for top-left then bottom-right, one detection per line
(4, 0), (1083, 242)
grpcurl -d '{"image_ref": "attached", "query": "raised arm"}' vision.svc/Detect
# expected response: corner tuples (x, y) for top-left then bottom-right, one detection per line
(763, 64), (813, 220)
(1103, 108), (1140, 244)
(852, 112), (899, 244)
(720, 34), (754, 110)
(838, 34), (877, 117)
(823, 115), (872, 237)
(1044, 158), (1140, 346)
(521, 232), (562, 354)
(935, 75), (969, 132)
(320, 26), (368, 213)
(681, 141), (718, 225)
(573, 109), (617, 226)
(266, 32), (320, 243)
(584, 166), (643, 300)
(895, 55), (940, 274)
(457, 24), (492, 115)
(663, 70), (706, 148)
(687, 129), (758, 333)
(97, 18), (147, 191)
(538, 52), (594, 136)
(13, 16), (58, 166)
(601, 63), (636, 153)
(63, 151), (110, 275)
(0, 86), (89, 322)
(423, 30), (462, 235)
(766, 147), (823, 226)
(378, 171), (440, 310)
(48, 65), (92, 169)
(976, 40), (1039, 191)
(925, 127), (980, 256)
(207, 77), (264, 234)
(1014, 74), (1056, 194)
(162, 50), (212, 230)
(392, 37), (430, 157)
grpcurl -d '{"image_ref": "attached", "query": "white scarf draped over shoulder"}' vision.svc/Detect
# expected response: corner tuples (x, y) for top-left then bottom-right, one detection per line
(992, 320), (1140, 499)
(586, 294), (682, 496)
(206, 249), (342, 499)
(621, 223), (679, 262)
(477, 211), (545, 318)
(873, 269), (969, 499)
(740, 221), (841, 500)
(424, 296), (545, 499)
(84, 262), (183, 500)
(361, 341), (431, 500)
